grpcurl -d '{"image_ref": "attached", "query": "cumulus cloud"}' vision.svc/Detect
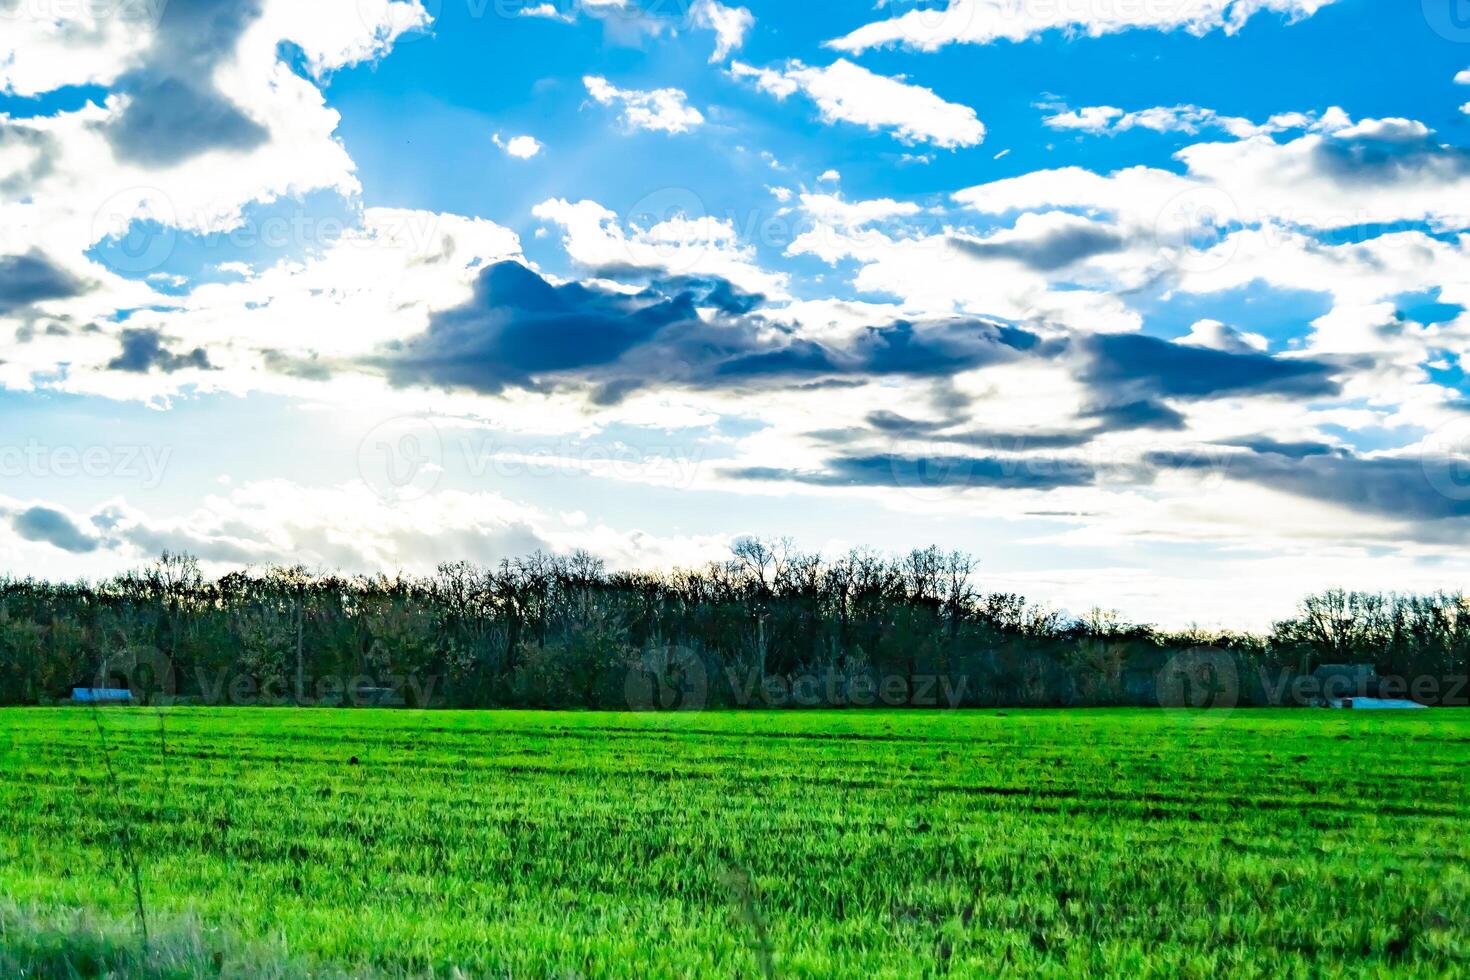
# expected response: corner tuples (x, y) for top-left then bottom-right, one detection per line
(1, 206), (524, 401)
(532, 196), (788, 297)
(584, 76), (705, 134)
(0, 0), (435, 312)
(689, 0), (753, 61)
(493, 133), (543, 159)
(728, 61), (799, 100)
(730, 59), (985, 148)
(1180, 319), (1269, 354)
(0, 0), (159, 96)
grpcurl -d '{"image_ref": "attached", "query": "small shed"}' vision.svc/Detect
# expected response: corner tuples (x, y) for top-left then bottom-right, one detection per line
(1332, 697), (1428, 710)
(71, 688), (133, 705)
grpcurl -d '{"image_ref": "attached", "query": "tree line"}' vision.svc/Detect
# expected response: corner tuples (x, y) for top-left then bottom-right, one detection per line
(0, 544), (1466, 709)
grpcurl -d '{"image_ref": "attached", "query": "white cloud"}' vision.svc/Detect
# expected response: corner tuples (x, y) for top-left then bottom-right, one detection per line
(817, 169), (841, 183)
(732, 59), (986, 148)
(1179, 319), (1269, 353)
(0, 3), (156, 96)
(493, 133), (544, 159)
(689, 0), (754, 62)
(728, 61), (799, 100)
(1045, 105), (1126, 132)
(0, 206), (523, 401)
(956, 114), (1470, 234)
(0, 481), (734, 579)
(829, 0), (1339, 53)
(0, 0), (446, 401)
(532, 197), (789, 298)
(516, 0), (670, 43)
(584, 76), (705, 134)
(519, 3), (576, 22)
(1456, 68), (1470, 85)
(797, 193), (921, 229)
(1331, 117), (1431, 142)
(0, 0), (433, 262)
(1043, 103), (1330, 139)
(785, 203), (1143, 332)
(260, 1), (434, 78)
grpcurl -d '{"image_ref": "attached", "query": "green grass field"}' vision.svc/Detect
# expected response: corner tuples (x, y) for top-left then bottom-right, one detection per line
(0, 708), (1467, 977)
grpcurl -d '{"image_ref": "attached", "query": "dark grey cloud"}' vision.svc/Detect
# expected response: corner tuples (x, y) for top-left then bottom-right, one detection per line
(706, 318), (1038, 383)
(0, 251), (88, 314)
(839, 411), (1095, 451)
(0, 125), (58, 196)
(12, 507), (101, 554)
(261, 349), (334, 381)
(107, 328), (213, 373)
(1309, 128), (1470, 189)
(727, 452), (1097, 491)
(1084, 333), (1341, 401)
(381, 260), (707, 395)
(376, 261), (1041, 400)
(646, 275), (766, 316)
(105, 0), (269, 166)
(1082, 399), (1187, 431)
(108, 76), (269, 167)
(949, 222), (1127, 272)
(1148, 449), (1470, 523)
(1218, 437), (1342, 459)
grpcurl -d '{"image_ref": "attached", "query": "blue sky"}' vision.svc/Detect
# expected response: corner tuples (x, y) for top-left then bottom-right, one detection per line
(3, 0), (1470, 628)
